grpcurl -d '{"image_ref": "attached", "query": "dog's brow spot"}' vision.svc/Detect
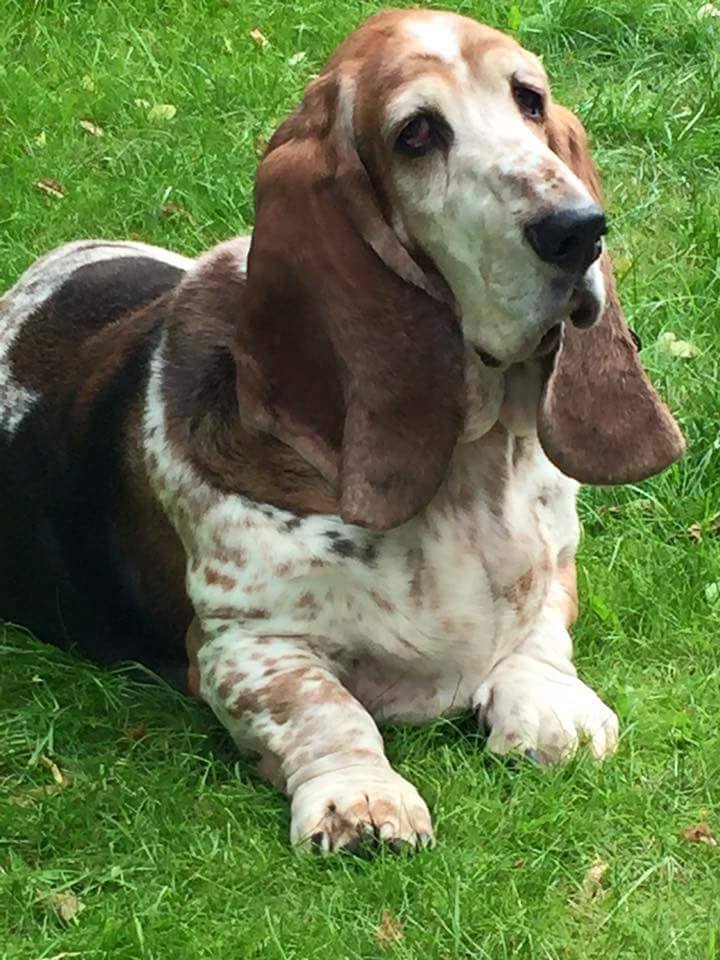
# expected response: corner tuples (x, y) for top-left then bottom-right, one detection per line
(404, 16), (459, 62)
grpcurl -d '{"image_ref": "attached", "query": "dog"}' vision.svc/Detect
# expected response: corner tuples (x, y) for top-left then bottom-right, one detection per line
(0, 9), (684, 851)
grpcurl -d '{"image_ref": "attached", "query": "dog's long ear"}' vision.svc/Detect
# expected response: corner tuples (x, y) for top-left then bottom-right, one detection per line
(538, 105), (685, 484)
(232, 70), (464, 529)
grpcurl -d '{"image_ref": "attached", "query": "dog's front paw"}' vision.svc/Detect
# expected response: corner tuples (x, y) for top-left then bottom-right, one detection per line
(290, 766), (434, 853)
(474, 654), (618, 764)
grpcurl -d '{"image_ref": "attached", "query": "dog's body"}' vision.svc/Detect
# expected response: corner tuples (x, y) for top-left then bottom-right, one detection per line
(0, 10), (684, 851)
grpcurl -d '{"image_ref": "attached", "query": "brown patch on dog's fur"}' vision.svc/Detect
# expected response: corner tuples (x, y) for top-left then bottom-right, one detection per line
(226, 665), (355, 726)
(296, 591), (321, 613)
(218, 670), (249, 700)
(370, 590), (395, 613)
(204, 567), (238, 591)
(502, 568), (535, 610)
(185, 618), (204, 698)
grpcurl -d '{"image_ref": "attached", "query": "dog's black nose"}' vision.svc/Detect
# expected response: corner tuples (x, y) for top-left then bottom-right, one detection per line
(525, 205), (606, 273)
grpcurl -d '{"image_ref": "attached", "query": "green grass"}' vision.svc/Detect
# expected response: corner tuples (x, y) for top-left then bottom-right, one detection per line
(1, 0), (720, 956)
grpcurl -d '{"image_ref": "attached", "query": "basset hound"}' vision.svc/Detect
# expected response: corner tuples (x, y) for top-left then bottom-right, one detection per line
(0, 9), (685, 852)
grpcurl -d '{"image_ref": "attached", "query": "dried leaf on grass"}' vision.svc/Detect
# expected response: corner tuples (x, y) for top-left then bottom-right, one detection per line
(249, 28), (269, 48)
(147, 103), (177, 122)
(687, 513), (720, 543)
(9, 793), (36, 808)
(35, 177), (65, 199)
(582, 859), (609, 898)
(45, 891), (85, 924)
(8, 755), (73, 807)
(79, 118), (104, 137)
(573, 859), (609, 906)
(126, 723), (147, 739)
(375, 908), (403, 949)
(39, 753), (67, 786)
(160, 201), (190, 219)
(658, 331), (700, 359)
(682, 822), (717, 846)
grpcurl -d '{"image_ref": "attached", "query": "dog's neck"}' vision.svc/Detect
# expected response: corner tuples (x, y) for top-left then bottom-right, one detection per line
(461, 347), (543, 444)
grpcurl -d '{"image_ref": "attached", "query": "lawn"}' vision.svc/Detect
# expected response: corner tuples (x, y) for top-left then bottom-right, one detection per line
(1, 0), (719, 956)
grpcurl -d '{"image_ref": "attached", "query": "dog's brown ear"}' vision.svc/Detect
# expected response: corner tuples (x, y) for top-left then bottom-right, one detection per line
(233, 71), (464, 529)
(537, 104), (685, 484)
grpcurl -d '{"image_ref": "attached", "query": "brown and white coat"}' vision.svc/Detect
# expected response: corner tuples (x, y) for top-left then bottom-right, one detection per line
(0, 10), (684, 851)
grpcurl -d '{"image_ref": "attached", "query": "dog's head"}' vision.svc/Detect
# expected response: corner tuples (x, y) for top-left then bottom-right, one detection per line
(230, 8), (684, 528)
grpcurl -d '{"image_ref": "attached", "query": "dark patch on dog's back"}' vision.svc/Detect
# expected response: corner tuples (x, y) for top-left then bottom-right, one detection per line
(10, 256), (184, 393)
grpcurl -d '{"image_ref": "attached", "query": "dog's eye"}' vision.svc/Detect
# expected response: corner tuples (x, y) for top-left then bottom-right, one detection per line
(513, 83), (545, 121)
(396, 113), (444, 156)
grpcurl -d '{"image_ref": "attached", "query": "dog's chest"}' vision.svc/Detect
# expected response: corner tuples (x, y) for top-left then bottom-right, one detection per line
(152, 412), (579, 719)
(339, 432), (578, 717)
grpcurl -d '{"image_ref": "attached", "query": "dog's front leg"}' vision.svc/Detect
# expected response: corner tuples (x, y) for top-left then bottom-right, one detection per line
(195, 621), (433, 852)
(473, 562), (619, 764)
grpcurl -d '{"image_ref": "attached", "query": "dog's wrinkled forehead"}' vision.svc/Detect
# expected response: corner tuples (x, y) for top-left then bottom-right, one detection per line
(330, 10), (548, 138)
(400, 12), (545, 83)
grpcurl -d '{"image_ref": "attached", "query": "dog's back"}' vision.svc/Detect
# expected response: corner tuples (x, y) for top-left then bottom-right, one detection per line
(0, 242), (191, 675)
